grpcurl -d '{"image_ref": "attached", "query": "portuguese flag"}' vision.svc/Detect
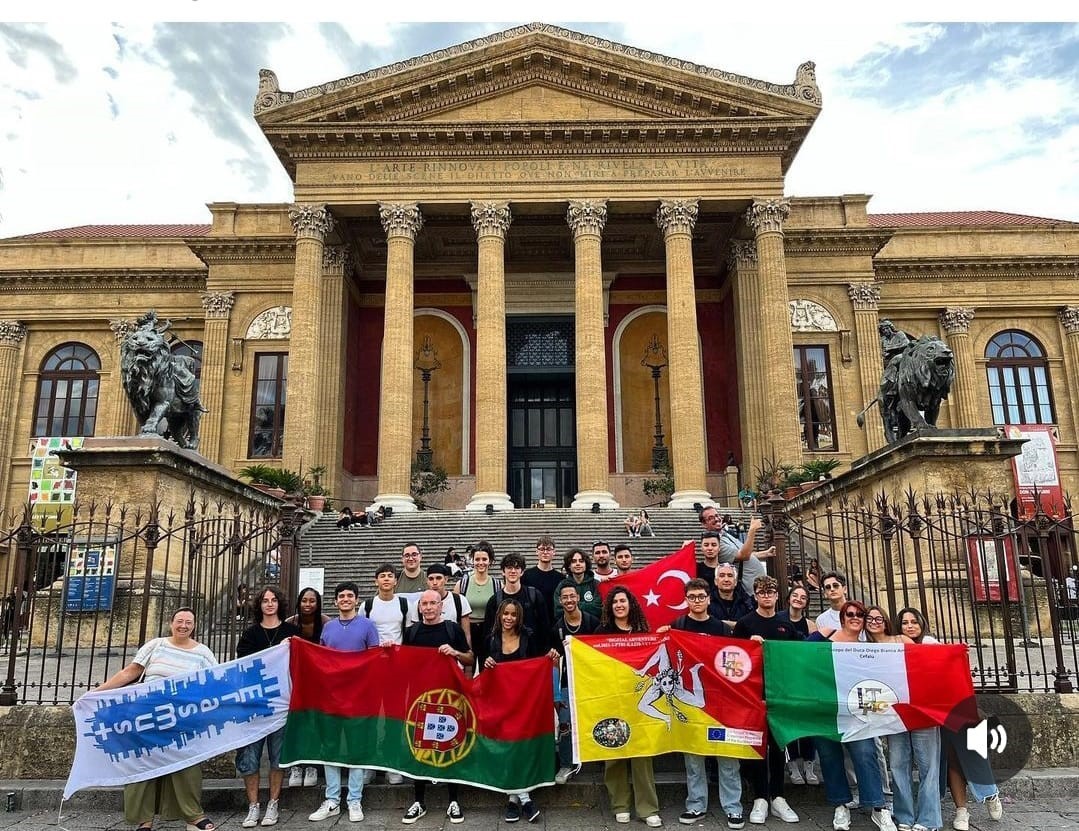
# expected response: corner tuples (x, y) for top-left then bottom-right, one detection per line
(281, 638), (555, 792)
(763, 641), (977, 746)
(568, 632), (766, 763)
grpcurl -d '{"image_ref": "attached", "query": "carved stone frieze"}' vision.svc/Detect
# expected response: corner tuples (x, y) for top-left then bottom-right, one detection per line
(109, 319), (137, 343)
(0, 320), (26, 346)
(566, 200), (607, 237)
(1060, 306), (1079, 335)
(246, 306), (292, 340)
(940, 307), (975, 335)
(470, 201), (513, 238)
(288, 204), (335, 240)
(200, 291), (235, 319)
(379, 203), (425, 241)
(789, 300), (838, 332)
(847, 282), (881, 311)
(655, 199), (699, 236)
(726, 239), (757, 271)
(746, 199), (791, 235)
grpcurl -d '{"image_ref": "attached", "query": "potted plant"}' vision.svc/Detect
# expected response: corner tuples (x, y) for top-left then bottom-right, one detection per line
(410, 463), (450, 510)
(239, 464), (276, 494)
(753, 451), (796, 497)
(642, 463), (674, 507)
(801, 457), (842, 481)
(304, 465), (330, 512)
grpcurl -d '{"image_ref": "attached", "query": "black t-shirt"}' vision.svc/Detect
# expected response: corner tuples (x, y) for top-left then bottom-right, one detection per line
(775, 610), (810, 639)
(732, 611), (804, 641)
(671, 614), (730, 637)
(551, 611), (600, 655)
(696, 560), (720, 593)
(404, 620), (470, 653)
(522, 567), (562, 624)
(236, 621), (302, 659)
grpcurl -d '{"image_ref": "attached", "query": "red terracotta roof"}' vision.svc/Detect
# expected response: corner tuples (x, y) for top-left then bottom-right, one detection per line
(868, 211), (1074, 228)
(6, 224), (212, 240)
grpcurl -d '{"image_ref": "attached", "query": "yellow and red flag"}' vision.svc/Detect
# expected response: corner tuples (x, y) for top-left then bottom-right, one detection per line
(567, 631), (766, 763)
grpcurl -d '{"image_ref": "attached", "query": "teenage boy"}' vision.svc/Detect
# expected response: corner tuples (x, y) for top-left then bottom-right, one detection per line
(697, 531), (724, 593)
(522, 534), (561, 626)
(397, 543), (427, 594)
(309, 582), (380, 823)
(548, 583), (600, 786)
(483, 553), (549, 653)
(613, 544), (634, 575)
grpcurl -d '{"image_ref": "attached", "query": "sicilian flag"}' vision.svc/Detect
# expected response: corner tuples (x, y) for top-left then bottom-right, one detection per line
(567, 631), (767, 763)
(598, 542), (697, 628)
(281, 638), (555, 792)
(763, 641), (977, 746)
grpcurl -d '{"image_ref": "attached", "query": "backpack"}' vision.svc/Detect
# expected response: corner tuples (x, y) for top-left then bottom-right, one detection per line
(363, 595), (409, 630)
(447, 591), (463, 622)
(403, 619), (454, 646)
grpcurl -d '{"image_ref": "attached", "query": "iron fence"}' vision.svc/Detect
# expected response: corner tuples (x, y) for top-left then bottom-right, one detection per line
(0, 495), (298, 704)
(763, 488), (1077, 694)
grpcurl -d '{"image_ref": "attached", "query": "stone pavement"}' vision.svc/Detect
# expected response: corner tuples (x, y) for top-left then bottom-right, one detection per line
(1, 767), (1077, 831)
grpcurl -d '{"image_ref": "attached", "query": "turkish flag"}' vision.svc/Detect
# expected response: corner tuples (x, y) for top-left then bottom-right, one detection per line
(598, 541), (698, 629)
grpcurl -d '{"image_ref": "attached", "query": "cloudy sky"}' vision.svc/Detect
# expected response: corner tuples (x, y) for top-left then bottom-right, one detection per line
(1, 12), (1077, 238)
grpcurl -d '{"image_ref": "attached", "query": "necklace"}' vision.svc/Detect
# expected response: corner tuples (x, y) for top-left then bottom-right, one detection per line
(262, 623), (282, 646)
(563, 616), (584, 634)
(338, 617), (355, 627)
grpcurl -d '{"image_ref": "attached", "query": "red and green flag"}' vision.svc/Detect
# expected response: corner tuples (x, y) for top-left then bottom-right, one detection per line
(763, 641), (977, 746)
(281, 638), (555, 792)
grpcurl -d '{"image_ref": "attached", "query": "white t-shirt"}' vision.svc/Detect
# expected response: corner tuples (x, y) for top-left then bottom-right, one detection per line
(360, 595), (417, 644)
(439, 591), (472, 625)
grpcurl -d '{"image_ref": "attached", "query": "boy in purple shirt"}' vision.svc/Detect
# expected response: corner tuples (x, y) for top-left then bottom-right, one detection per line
(309, 581), (379, 823)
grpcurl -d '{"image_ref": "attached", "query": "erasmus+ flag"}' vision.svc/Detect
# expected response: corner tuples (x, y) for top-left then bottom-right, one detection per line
(567, 631), (766, 763)
(764, 641), (977, 746)
(65, 643), (291, 799)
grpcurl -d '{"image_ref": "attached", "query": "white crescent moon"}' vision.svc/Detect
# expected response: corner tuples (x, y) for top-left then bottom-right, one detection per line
(658, 569), (693, 610)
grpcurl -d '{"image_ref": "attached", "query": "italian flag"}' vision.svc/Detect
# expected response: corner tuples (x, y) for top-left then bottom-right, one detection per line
(763, 641), (977, 746)
(281, 638), (555, 792)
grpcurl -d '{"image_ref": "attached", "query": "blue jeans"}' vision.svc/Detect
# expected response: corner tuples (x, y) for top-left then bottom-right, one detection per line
(816, 737), (885, 808)
(889, 728), (942, 830)
(683, 754), (742, 817)
(324, 765), (364, 804)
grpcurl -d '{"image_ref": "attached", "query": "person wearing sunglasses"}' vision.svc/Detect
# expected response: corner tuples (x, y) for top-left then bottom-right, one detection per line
(815, 572), (854, 634)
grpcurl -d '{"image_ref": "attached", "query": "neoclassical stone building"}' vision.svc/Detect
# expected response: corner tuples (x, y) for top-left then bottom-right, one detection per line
(1, 24), (1077, 512)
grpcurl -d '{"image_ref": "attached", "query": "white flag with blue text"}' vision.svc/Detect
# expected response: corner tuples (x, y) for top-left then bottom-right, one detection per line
(64, 642), (291, 799)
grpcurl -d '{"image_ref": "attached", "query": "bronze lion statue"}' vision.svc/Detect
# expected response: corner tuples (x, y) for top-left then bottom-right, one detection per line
(857, 335), (955, 443)
(120, 312), (204, 450)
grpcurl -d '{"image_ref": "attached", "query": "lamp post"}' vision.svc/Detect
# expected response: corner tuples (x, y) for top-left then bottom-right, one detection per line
(641, 334), (669, 471)
(414, 335), (441, 472)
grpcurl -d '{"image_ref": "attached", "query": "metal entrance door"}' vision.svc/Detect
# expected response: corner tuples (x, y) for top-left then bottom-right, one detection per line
(508, 377), (577, 508)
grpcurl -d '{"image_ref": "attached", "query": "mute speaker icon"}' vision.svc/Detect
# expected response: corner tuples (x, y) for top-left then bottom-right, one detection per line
(966, 718), (1008, 759)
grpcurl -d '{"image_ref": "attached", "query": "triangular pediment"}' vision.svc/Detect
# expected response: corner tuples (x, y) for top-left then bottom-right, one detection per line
(416, 82), (657, 123)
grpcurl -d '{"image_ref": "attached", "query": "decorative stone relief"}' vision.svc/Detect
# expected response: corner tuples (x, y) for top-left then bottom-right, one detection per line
(940, 307), (975, 335)
(288, 204), (335, 240)
(470, 201), (513, 238)
(746, 199), (791, 235)
(789, 300), (839, 332)
(847, 282), (881, 311)
(109, 318), (137, 343)
(566, 200), (608, 237)
(795, 61), (823, 106)
(1059, 306), (1079, 335)
(379, 202), (425, 241)
(246, 306), (292, 340)
(726, 239), (757, 271)
(322, 245), (353, 274)
(0, 321), (26, 346)
(655, 199), (699, 236)
(200, 291), (235, 319)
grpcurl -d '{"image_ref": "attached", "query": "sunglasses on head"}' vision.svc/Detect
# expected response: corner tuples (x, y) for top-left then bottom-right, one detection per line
(844, 611), (866, 619)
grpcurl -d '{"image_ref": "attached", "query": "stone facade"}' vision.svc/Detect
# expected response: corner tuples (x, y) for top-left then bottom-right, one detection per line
(0, 24), (1077, 514)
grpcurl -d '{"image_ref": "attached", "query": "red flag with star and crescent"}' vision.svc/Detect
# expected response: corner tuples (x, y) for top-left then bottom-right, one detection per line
(598, 541), (698, 628)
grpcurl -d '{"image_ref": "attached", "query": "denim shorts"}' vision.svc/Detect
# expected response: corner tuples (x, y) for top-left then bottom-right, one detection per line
(235, 725), (286, 775)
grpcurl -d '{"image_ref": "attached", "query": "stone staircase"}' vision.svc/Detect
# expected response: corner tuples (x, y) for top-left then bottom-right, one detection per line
(295, 506), (759, 601)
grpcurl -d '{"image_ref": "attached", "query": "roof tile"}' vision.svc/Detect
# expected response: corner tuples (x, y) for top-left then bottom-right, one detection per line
(6, 224), (212, 240)
(868, 211), (1074, 228)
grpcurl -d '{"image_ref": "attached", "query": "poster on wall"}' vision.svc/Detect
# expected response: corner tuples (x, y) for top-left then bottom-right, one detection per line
(64, 541), (117, 612)
(966, 535), (1020, 603)
(1006, 425), (1063, 518)
(27, 437), (84, 511)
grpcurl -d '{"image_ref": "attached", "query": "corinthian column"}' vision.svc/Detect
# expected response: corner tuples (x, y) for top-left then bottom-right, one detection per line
(198, 291), (235, 463)
(939, 307), (982, 428)
(656, 199), (712, 508)
(317, 246), (350, 498)
(567, 200), (618, 510)
(283, 204), (334, 473)
(0, 321), (26, 502)
(848, 283), (887, 452)
(374, 203), (423, 512)
(746, 199), (802, 465)
(729, 240), (768, 470)
(466, 201), (514, 512)
(1059, 307), (1079, 439)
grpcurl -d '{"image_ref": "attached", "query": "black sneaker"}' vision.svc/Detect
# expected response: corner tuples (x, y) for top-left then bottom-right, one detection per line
(402, 802), (426, 824)
(522, 801), (540, 823)
(505, 801), (521, 823)
(679, 811), (706, 825)
(727, 815), (746, 830)
(447, 801), (464, 824)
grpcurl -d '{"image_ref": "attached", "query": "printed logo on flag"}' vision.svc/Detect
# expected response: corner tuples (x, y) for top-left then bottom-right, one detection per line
(593, 717), (631, 749)
(407, 689), (476, 767)
(716, 645), (753, 684)
(707, 726), (765, 746)
(847, 680), (898, 720)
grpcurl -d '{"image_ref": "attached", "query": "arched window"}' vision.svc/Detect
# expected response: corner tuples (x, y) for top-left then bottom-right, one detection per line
(985, 330), (1055, 425)
(34, 343), (101, 437)
(170, 340), (203, 380)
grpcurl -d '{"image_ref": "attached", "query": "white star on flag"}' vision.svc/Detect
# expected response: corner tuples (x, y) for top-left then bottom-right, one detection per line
(643, 589), (661, 606)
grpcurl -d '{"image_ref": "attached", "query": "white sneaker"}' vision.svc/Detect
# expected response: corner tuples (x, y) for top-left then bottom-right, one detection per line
(872, 808), (897, 831)
(289, 767), (304, 787)
(804, 761), (819, 786)
(447, 801), (464, 824)
(261, 800), (279, 827)
(986, 794), (1003, 820)
(615, 812), (631, 823)
(749, 798), (769, 824)
(833, 805), (851, 831)
(386, 771), (404, 785)
(402, 802), (426, 824)
(243, 803), (261, 828)
(952, 807), (970, 831)
(645, 816), (663, 827)
(348, 800), (364, 822)
(555, 764), (580, 784)
(788, 761), (805, 785)
(303, 767), (318, 788)
(770, 797), (799, 823)
(897, 825), (913, 831)
(309, 800), (340, 821)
